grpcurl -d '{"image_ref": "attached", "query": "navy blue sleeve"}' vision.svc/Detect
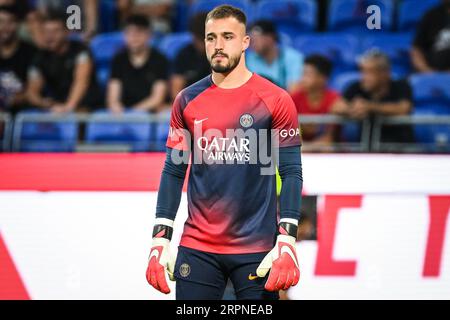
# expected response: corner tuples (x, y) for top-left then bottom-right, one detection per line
(155, 147), (189, 220)
(278, 146), (303, 221)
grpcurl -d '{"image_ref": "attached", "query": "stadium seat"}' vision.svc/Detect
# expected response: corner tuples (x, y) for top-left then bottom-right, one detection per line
(398, 0), (440, 32)
(85, 110), (153, 152)
(410, 74), (450, 149)
(410, 73), (450, 106)
(155, 32), (193, 61)
(99, 0), (118, 33)
(360, 33), (413, 76)
(330, 71), (361, 93)
(16, 110), (78, 152)
(294, 33), (359, 73)
(328, 0), (394, 32)
(254, 0), (317, 37)
(90, 32), (124, 68)
(189, 0), (254, 22)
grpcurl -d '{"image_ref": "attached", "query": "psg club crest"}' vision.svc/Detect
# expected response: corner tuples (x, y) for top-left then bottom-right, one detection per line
(239, 113), (254, 128)
(180, 263), (191, 277)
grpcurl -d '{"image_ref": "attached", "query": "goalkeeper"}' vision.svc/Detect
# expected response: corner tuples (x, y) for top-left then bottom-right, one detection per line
(146, 4), (303, 300)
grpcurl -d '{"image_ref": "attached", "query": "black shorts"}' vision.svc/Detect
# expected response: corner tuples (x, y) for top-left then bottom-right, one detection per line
(174, 245), (279, 300)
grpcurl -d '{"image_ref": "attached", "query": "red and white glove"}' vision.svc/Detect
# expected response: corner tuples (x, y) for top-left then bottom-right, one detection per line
(256, 220), (300, 291)
(146, 218), (176, 294)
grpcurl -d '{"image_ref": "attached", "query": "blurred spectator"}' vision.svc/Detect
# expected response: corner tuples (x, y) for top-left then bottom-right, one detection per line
(117, 0), (173, 34)
(247, 20), (303, 93)
(0, 5), (36, 114)
(411, 0), (450, 72)
(26, 11), (101, 113)
(107, 14), (169, 113)
(338, 50), (415, 146)
(26, 0), (99, 42)
(291, 55), (344, 147)
(170, 12), (210, 100)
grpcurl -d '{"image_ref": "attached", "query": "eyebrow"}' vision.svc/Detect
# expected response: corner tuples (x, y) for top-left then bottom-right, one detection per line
(206, 31), (236, 38)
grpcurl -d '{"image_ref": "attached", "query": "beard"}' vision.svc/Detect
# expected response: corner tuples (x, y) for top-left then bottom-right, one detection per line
(209, 52), (241, 74)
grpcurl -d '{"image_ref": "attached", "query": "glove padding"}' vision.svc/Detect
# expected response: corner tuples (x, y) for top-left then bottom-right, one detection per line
(256, 234), (300, 291)
(146, 237), (176, 294)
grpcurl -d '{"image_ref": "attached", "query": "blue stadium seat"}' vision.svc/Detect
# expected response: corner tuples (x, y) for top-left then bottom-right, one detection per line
(294, 33), (359, 73)
(410, 73), (450, 106)
(398, 0), (440, 32)
(254, 0), (317, 37)
(85, 110), (153, 152)
(330, 71), (360, 93)
(328, 0), (394, 32)
(360, 33), (413, 76)
(410, 74), (450, 149)
(90, 32), (124, 68)
(99, 0), (118, 33)
(17, 110), (78, 152)
(156, 32), (193, 61)
(189, 0), (254, 22)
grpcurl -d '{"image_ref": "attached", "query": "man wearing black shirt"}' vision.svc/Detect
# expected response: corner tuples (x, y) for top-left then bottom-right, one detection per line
(107, 14), (169, 113)
(26, 12), (101, 113)
(411, 0), (450, 72)
(0, 6), (36, 113)
(170, 12), (210, 100)
(335, 50), (415, 148)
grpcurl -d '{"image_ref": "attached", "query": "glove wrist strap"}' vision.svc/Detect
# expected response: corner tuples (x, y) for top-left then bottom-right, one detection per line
(152, 224), (173, 241)
(278, 221), (298, 239)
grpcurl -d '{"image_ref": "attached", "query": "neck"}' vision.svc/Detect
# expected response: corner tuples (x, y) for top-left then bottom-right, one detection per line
(371, 80), (390, 98)
(1, 38), (19, 57)
(211, 56), (253, 89)
(54, 40), (69, 55)
(307, 87), (325, 100)
(130, 46), (149, 57)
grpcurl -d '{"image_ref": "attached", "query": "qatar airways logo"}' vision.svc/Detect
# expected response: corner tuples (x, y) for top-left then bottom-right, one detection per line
(168, 123), (300, 175)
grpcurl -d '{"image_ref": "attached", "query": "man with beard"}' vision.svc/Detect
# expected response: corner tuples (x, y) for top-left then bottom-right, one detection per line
(0, 5), (36, 113)
(26, 11), (101, 113)
(145, 5), (303, 300)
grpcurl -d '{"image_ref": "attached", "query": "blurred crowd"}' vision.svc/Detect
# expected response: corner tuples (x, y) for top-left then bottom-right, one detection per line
(1, 0), (450, 150)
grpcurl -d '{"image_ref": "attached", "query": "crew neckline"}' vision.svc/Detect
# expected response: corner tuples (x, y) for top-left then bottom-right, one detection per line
(209, 72), (255, 92)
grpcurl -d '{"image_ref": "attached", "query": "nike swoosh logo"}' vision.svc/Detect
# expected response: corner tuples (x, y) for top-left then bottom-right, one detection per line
(194, 118), (208, 125)
(248, 274), (258, 280)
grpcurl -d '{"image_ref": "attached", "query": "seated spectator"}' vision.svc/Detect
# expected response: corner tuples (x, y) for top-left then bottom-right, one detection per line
(411, 0), (450, 72)
(0, 5), (36, 114)
(170, 12), (210, 100)
(291, 55), (344, 146)
(338, 50), (415, 147)
(26, 11), (101, 113)
(107, 14), (169, 114)
(118, 0), (174, 34)
(247, 20), (303, 93)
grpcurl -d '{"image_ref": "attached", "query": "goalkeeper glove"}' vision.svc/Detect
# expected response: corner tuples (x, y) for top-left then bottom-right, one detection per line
(256, 219), (300, 291)
(145, 218), (176, 294)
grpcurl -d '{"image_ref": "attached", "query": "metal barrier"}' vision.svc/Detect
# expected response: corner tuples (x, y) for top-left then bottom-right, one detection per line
(372, 115), (450, 153)
(7, 112), (450, 153)
(298, 115), (371, 152)
(0, 112), (12, 152)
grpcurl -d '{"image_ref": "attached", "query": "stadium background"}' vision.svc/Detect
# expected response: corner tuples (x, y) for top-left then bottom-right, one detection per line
(0, 0), (449, 299)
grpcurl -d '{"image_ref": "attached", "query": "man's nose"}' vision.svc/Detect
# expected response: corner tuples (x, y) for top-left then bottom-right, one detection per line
(214, 37), (224, 50)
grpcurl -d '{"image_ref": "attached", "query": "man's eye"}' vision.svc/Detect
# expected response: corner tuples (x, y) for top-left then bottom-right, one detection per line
(207, 37), (214, 41)
(225, 36), (233, 40)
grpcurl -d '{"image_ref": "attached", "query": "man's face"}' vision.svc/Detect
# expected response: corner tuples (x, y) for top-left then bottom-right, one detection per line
(301, 64), (327, 91)
(43, 20), (67, 51)
(205, 17), (249, 74)
(360, 59), (389, 92)
(125, 25), (150, 53)
(0, 11), (18, 45)
(249, 30), (274, 55)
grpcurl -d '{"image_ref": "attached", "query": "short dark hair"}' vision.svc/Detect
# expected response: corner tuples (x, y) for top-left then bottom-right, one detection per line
(206, 5), (246, 26)
(43, 10), (67, 25)
(0, 5), (19, 20)
(189, 12), (207, 39)
(304, 55), (333, 77)
(125, 14), (151, 30)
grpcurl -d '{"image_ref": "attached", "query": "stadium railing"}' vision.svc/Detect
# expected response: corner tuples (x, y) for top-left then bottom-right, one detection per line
(0, 112), (13, 152)
(371, 115), (450, 153)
